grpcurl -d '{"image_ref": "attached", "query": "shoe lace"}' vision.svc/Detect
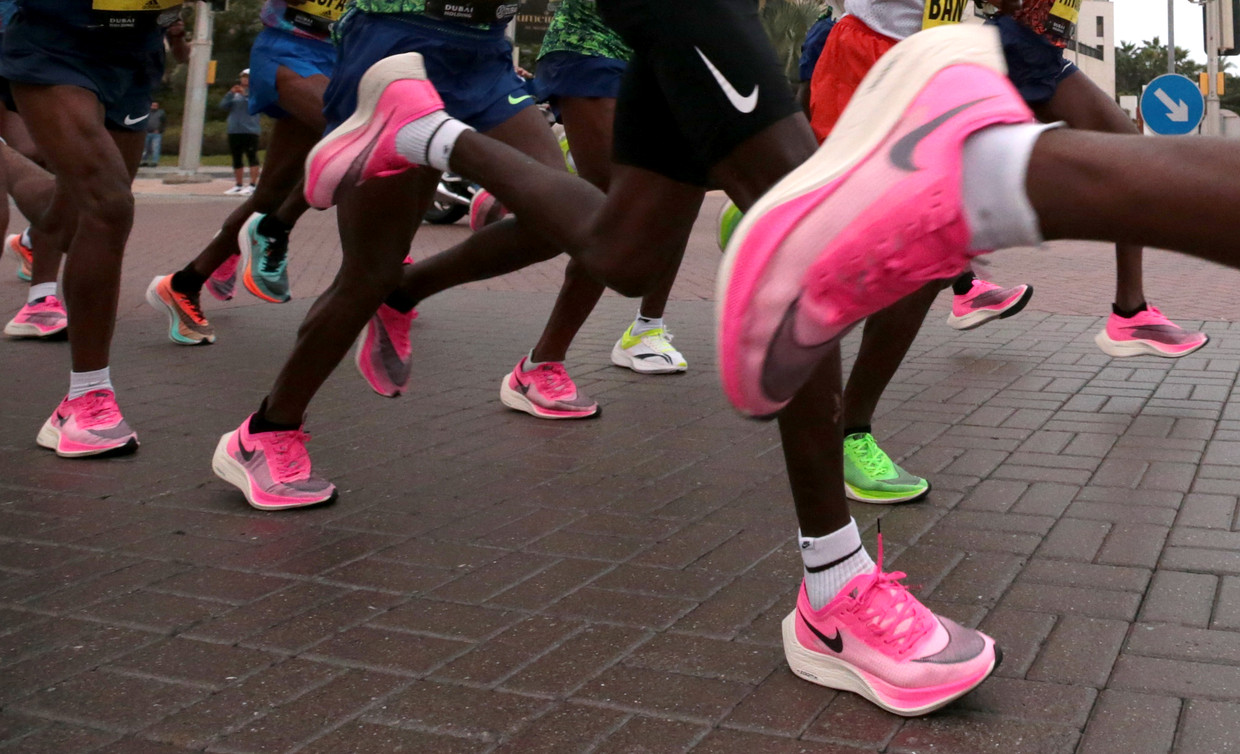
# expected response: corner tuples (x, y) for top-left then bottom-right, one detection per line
(641, 328), (676, 351)
(79, 391), (122, 425)
(846, 434), (896, 479)
(175, 289), (208, 325)
(261, 236), (288, 274)
(849, 531), (933, 656)
(381, 306), (413, 355)
(267, 429), (313, 482)
(533, 362), (574, 399)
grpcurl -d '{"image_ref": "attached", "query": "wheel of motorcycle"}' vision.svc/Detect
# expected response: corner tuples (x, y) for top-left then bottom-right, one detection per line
(423, 200), (468, 224)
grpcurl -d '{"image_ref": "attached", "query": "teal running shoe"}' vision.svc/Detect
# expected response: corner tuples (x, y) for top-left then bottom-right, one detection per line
(843, 432), (930, 503)
(239, 212), (291, 303)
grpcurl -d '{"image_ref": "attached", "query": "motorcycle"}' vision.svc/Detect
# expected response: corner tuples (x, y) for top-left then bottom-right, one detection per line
(422, 172), (477, 225)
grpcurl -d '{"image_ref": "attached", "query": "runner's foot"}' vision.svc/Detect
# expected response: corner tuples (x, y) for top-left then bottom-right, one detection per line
(212, 415), (337, 510)
(1094, 304), (1208, 358)
(611, 324), (688, 374)
(947, 278), (1032, 330)
(146, 274), (216, 345)
(305, 52), (446, 208)
(4, 296), (68, 339)
(6, 233), (32, 282)
(37, 390), (138, 458)
(499, 356), (599, 419)
(356, 303), (417, 397)
(207, 252), (240, 302)
(843, 432), (929, 504)
(783, 532), (1000, 715)
(716, 24), (1034, 417)
(239, 213), (292, 303)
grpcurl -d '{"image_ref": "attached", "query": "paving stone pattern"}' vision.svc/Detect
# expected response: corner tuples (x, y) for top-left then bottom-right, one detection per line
(1, 195), (1239, 752)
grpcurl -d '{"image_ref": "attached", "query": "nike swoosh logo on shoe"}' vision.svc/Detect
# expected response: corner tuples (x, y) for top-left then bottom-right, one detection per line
(760, 296), (840, 404)
(55, 412), (68, 427)
(695, 47), (758, 113)
(798, 609), (844, 653)
(237, 435), (257, 462)
(889, 97), (993, 172)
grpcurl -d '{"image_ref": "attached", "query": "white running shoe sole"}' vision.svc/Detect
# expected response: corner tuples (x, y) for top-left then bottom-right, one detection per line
(844, 481), (930, 505)
(4, 318), (66, 339)
(610, 342), (687, 375)
(36, 420), (138, 458)
(781, 611), (996, 717)
(1094, 330), (1209, 358)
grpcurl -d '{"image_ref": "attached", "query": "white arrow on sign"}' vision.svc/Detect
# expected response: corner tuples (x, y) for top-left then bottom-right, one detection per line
(1154, 88), (1190, 122)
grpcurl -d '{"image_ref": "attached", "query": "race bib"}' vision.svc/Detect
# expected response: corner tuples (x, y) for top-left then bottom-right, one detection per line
(923, 0), (967, 28)
(1047, 0), (1080, 39)
(285, 0), (347, 36)
(423, 0), (519, 25)
(91, 0), (182, 29)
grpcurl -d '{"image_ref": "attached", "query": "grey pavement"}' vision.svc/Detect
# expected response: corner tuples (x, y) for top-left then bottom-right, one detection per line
(0, 192), (1239, 752)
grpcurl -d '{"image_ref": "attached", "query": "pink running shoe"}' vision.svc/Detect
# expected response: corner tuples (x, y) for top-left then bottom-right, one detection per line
(356, 303), (418, 397)
(37, 390), (138, 458)
(469, 189), (509, 232)
(212, 415), (337, 511)
(5, 295), (68, 339)
(716, 25), (1034, 417)
(6, 232), (33, 282)
(499, 357), (599, 420)
(304, 53), (446, 209)
(207, 253), (240, 301)
(947, 278), (1032, 330)
(1095, 305), (1208, 358)
(783, 534), (1000, 716)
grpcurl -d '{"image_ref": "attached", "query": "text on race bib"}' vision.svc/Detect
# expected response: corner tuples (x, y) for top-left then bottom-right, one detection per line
(287, 0), (348, 21)
(923, 0), (967, 28)
(92, 0), (181, 10)
(1047, 0), (1080, 38)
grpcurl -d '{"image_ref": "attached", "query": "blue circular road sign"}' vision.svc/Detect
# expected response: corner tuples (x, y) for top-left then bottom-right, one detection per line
(1141, 74), (1205, 136)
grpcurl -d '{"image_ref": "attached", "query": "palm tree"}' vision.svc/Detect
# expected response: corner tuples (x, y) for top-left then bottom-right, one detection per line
(760, 0), (830, 85)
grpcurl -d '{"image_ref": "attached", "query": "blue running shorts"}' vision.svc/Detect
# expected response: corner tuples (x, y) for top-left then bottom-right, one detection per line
(249, 26), (337, 119)
(989, 15), (1079, 105)
(323, 10), (533, 134)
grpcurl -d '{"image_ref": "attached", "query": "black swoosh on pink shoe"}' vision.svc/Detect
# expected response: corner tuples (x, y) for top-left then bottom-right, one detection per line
(760, 296), (844, 405)
(237, 435), (257, 463)
(798, 609), (844, 653)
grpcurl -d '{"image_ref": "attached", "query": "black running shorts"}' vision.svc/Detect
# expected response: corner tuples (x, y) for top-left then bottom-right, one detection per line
(598, 0), (799, 187)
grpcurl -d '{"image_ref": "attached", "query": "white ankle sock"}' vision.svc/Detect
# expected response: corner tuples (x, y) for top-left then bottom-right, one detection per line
(394, 112), (473, 172)
(68, 367), (112, 400)
(800, 519), (876, 610)
(631, 315), (663, 336)
(20, 227), (31, 247)
(960, 122), (1059, 252)
(28, 282), (56, 303)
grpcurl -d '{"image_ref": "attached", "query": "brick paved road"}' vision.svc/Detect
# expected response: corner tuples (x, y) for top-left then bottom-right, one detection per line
(1, 193), (1238, 752)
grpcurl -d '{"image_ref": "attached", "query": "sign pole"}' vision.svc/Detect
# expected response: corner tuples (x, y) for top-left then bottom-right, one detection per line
(171, 1), (214, 182)
(1169, 0), (1176, 74)
(1206, 0), (1222, 135)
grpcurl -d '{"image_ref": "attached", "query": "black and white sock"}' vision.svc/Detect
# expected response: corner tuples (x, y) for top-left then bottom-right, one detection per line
(800, 519), (876, 610)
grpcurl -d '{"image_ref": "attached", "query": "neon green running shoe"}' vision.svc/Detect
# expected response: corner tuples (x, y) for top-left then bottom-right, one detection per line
(843, 432), (930, 504)
(717, 199), (742, 251)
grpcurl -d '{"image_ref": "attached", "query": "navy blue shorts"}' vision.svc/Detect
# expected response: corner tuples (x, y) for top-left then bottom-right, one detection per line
(535, 51), (625, 102)
(989, 15), (1078, 105)
(249, 27), (336, 119)
(0, 11), (162, 131)
(323, 11), (533, 134)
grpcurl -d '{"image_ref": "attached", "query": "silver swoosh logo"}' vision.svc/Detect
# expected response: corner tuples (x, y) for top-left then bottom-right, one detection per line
(888, 97), (993, 171)
(695, 47), (758, 114)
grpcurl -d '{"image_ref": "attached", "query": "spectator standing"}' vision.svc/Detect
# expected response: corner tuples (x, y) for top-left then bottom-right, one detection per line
(220, 69), (261, 195)
(141, 101), (166, 166)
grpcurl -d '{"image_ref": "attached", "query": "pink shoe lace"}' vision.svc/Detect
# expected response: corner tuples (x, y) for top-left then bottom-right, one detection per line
(267, 429), (314, 482)
(531, 363), (575, 399)
(72, 390), (123, 428)
(848, 532), (933, 658)
(379, 306), (413, 356)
